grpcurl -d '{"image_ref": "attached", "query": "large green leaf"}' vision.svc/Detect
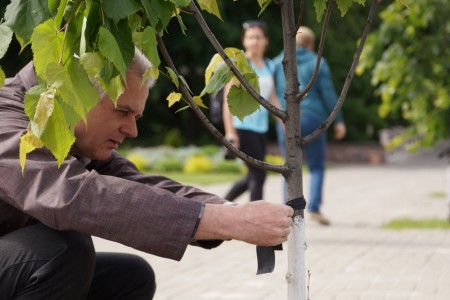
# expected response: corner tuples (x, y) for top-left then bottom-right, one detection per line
(133, 26), (160, 70)
(227, 86), (260, 121)
(197, 0), (222, 21)
(98, 26), (128, 80)
(0, 23), (13, 59)
(4, 0), (52, 47)
(46, 61), (98, 123)
(80, 52), (105, 80)
(140, 0), (175, 32)
(39, 97), (76, 166)
(30, 19), (65, 78)
(80, 0), (102, 54)
(107, 19), (135, 70)
(200, 61), (233, 97)
(53, 0), (68, 29)
(103, 0), (141, 24)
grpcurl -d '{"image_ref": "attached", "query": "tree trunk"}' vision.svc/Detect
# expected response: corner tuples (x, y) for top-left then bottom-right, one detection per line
(279, 0), (307, 299)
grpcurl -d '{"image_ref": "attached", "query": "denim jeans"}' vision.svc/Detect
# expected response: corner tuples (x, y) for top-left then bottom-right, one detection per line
(276, 114), (326, 212)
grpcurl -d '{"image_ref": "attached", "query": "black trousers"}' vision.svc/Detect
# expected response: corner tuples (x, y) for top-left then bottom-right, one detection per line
(0, 223), (155, 300)
(225, 129), (267, 201)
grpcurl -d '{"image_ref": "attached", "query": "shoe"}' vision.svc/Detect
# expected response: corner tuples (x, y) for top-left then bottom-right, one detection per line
(309, 212), (331, 225)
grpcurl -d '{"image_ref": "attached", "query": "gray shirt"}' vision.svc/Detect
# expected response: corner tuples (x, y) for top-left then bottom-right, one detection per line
(0, 62), (225, 261)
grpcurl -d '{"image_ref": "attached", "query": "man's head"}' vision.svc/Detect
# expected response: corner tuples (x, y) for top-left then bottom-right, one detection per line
(70, 49), (154, 160)
(296, 26), (315, 51)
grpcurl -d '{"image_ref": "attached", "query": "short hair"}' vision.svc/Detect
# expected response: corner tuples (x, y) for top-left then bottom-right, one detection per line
(94, 47), (156, 101)
(296, 26), (315, 48)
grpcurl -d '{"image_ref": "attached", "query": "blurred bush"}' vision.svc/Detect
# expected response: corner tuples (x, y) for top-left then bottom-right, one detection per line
(151, 158), (183, 172)
(265, 154), (285, 165)
(213, 160), (242, 174)
(183, 155), (213, 174)
(126, 154), (149, 171)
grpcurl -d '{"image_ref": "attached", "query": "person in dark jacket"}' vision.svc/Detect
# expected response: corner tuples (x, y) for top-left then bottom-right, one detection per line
(273, 26), (346, 225)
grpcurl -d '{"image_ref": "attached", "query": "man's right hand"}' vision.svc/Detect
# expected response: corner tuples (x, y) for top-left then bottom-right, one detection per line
(195, 201), (294, 246)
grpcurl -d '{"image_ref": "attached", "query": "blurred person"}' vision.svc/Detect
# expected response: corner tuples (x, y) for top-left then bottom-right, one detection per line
(223, 20), (283, 202)
(273, 26), (346, 225)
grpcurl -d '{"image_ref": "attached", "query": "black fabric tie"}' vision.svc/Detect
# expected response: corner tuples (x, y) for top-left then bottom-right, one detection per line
(256, 197), (306, 275)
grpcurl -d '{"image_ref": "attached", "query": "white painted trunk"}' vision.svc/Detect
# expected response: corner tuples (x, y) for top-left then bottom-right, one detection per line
(287, 214), (307, 300)
(447, 164), (450, 220)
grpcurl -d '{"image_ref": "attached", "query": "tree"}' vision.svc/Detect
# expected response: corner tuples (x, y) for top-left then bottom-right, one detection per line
(0, 0), (386, 299)
(358, 0), (450, 151)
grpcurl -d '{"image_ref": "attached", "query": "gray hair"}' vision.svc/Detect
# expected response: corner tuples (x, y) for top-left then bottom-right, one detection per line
(94, 47), (156, 101)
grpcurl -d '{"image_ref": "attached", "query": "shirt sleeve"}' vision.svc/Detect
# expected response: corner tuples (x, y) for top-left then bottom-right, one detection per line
(0, 68), (223, 261)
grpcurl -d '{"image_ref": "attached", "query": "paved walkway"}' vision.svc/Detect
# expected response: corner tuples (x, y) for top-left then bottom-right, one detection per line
(93, 154), (450, 299)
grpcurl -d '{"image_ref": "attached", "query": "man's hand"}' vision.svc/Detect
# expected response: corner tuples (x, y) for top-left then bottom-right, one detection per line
(195, 201), (294, 246)
(334, 122), (346, 141)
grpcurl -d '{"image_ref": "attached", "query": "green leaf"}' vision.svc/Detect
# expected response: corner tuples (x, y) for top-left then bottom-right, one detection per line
(48, 0), (60, 15)
(98, 26), (128, 80)
(0, 23), (13, 59)
(4, 0), (52, 47)
(33, 89), (55, 137)
(24, 85), (46, 120)
(39, 98), (76, 166)
(204, 53), (222, 85)
(175, 12), (187, 35)
(97, 60), (125, 102)
(175, 105), (190, 113)
(179, 75), (193, 94)
(166, 67), (179, 88)
(227, 86), (260, 121)
(197, 0), (222, 21)
(314, 0), (327, 22)
(0, 67), (5, 88)
(257, 0), (271, 16)
(80, 0), (102, 54)
(336, 0), (363, 17)
(30, 19), (65, 78)
(200, 61), (233, 97)
(80, 52), (104, 80)
(54, 0), (68, 29)
(167, 92), (182, 107)
(140, 0), (175, 32)
(193, 96), (208, 109)
(46, 61), (98, 123)
(107, 18), (135, 74)
(133, 26), (160, 70)
(103, 0), (141, 24)
(169, 0), (192, 7)
(20, 130), (44, 173)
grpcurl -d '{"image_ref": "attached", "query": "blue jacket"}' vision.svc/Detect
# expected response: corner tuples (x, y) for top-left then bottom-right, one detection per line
(273, 47), (344, 124)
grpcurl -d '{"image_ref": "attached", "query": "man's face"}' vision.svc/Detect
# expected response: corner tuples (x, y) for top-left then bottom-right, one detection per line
(70, 73), (149, 160)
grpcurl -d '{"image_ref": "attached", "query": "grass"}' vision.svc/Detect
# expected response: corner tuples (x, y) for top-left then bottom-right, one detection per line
(429, 192), (448, 198)
(146, 171), (244, 186)
(383, 218), (450, 230)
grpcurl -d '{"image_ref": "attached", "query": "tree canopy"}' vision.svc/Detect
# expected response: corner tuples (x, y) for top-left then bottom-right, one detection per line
(358, 0), (450, 150)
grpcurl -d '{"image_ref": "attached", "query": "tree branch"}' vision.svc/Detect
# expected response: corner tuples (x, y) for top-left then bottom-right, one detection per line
(156, 35), (290, 175)
(295, 0), (305, 31)
(187, 1), (287, 122)
(295, 0), (333, 102)
(301, 0), (379, 146)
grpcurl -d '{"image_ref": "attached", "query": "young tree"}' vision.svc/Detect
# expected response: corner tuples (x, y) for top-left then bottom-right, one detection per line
(0, 0), (390, 298)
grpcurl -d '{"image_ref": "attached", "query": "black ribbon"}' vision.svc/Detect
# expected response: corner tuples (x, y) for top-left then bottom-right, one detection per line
(256, 197), (306, 275)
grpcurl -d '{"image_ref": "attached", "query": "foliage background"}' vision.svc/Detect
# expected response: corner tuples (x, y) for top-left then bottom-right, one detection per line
(0, 1), (389, 147)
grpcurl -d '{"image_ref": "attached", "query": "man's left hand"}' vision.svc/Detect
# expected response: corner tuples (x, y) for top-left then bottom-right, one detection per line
(334, 123), (346, 140)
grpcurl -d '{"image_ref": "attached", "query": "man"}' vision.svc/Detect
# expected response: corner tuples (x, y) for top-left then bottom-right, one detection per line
(0, 50), (293, 299)
(274, 26), (346, 225)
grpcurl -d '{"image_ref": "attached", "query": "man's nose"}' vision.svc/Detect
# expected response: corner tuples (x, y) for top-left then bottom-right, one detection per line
(120, 118), (138, 138)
